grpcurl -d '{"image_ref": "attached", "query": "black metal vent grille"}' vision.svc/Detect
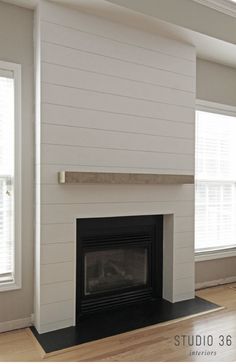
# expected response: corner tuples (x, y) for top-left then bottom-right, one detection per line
(81, 289), (153, 314)
(82, 232), (152, 247)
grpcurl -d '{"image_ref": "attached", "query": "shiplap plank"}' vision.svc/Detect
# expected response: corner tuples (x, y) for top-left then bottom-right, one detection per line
(41, 262), (74, 285)
(175, 247), (195, 264)
(41, 243), (74, 264)
(41, 201), (194, 224)
(41, 42), (195, 92)
(41, 124), (194, 155)
(42, 83), (194, 123)
(175, 232), (194, 248)
(40, 300), (74, 325)
(39, 318), (74, 334)
(41, 281), (74, 305)
(41, 223), (74, 244)
(41, 0), (195, 61)
(42, 62), (194, 107)
(174, 216), (194, 233)
(175, 262), (194, 280)
(41, 21), (195, 77)
(41, 184), (194, 205)
(41, 144), (194, 172)
(174, 292), (195, 302)
(41, 103), (195, 139)
(174, 277), (195, 296)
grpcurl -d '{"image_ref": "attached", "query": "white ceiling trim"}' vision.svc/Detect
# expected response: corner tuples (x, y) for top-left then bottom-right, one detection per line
(0, 0), (37, 9)
(193, 0), (236, 17)
(2, 0), (236, 16)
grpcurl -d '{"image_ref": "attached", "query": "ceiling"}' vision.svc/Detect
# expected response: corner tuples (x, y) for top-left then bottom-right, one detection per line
(194, 0), (236, 17)
(2, 0), (236, 15)
(1, 0), (236, 69)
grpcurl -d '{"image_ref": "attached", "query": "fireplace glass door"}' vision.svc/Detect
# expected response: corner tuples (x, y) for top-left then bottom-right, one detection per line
(77, 215), (163, 319)
(84, 247), (148, 296)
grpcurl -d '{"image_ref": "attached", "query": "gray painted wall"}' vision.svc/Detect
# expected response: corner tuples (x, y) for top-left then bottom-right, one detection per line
(196, 58), (236, 107)
(0, 1), (34, 323)
(196, 257), (236, 285)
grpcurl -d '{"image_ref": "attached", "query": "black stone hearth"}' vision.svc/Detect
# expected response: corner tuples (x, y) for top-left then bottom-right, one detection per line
(31, 296), (220, 354)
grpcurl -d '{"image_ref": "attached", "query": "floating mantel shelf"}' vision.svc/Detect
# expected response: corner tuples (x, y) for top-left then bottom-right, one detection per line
(58, 171), (194, 185)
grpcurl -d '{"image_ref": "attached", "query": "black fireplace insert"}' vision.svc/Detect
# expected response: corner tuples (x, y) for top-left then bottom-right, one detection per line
(76, 215), (163, 322)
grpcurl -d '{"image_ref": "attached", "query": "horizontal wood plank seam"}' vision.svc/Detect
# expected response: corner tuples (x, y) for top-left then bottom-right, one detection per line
(41, 163), (194, 174)
(41, 60), (195, 94)
(42, 102), (194, 124)
(42, 142), (194, 156)
(41, 279), (73, 286)
(41, 201), (194, 206)
(41, 299), (74, 306)
(41, 20), (195, 64)
(42, 81), (195, 110)
(41, 40), (195, 79)
(42, 122), (194, 141)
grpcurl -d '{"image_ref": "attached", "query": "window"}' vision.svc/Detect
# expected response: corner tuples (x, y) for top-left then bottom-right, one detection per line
(0, 61), (21, 291)
(195, 108), (236, 254)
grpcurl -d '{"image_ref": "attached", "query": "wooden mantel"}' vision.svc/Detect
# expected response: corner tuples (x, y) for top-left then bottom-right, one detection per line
(58, 171), (194, 185)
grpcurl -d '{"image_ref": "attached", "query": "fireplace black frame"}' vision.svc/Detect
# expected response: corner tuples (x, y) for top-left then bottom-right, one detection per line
(76, 215), (163, 322)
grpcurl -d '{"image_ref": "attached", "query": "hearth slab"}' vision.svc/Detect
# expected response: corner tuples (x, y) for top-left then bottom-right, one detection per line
(30, 296), (222, 355)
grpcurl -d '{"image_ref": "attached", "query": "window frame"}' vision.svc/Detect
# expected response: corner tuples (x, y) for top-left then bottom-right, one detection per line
(0, 60), (22, 292)
(195, 100), (236, 262)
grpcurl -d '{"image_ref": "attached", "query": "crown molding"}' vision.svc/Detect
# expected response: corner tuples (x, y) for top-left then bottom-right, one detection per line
(2, 0), (236, 17)
(193, 0), (236, 18)
(0, 0), (37, 9)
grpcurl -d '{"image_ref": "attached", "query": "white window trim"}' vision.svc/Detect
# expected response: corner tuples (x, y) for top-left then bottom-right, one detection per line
(195, 99), (236, 261)
(0, 60), (22, 292)
(197, 99), (236, 117)
(195, 247), (236, 262)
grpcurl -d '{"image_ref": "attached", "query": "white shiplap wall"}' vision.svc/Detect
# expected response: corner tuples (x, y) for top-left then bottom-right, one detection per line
(35, 0), (196, 333)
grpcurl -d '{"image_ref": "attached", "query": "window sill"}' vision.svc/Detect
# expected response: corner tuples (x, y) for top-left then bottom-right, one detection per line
(195, 248), (236, 262)
(0, 281), (21, 292)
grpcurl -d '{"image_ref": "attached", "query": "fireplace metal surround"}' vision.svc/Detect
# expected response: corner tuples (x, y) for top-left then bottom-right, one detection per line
(76, 215), (163, 322)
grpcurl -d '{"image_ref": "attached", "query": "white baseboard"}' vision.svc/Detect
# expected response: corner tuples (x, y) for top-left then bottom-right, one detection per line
(0, 316), (33, 333)
(196, 276), (236, 290)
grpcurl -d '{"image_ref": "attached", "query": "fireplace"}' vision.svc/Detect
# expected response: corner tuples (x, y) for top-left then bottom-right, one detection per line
(33, 217), (216, 353)
(76, 215), (163, 322)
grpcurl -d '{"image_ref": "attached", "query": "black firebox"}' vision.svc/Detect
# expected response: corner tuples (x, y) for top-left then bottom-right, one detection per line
(76, 215), (163, 322)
